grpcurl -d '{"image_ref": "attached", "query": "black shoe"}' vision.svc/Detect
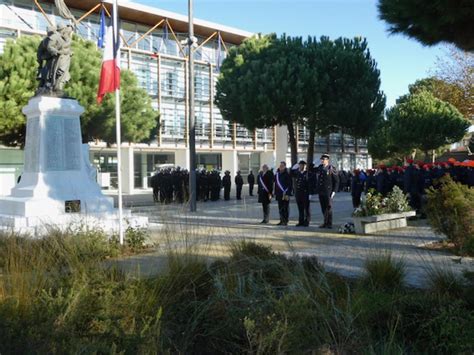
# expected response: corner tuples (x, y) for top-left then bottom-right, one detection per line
(260, 220), (268, 224)
(303, 222), (309, 227)
(276, 221), (283, 226)
(326, 225), (332, 229)
(281, 222), (288, 226)
(318, 224), (326, 228)
(295, 223), (303, 227)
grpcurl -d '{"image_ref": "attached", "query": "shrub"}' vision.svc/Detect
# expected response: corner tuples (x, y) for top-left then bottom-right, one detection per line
(425, 175), (474, 255)
(362, 253), (406, 291)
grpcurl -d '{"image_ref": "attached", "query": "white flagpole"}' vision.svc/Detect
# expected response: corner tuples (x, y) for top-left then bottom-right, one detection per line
(113, 0), (124, 245)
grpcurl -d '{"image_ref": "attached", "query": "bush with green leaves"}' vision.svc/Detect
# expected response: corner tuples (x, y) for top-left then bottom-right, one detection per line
(353, 186), (411, 217)
(425, 175), (474, 255)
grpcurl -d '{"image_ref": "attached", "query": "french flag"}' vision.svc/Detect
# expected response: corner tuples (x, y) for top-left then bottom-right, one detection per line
(97, 7), (120, 104)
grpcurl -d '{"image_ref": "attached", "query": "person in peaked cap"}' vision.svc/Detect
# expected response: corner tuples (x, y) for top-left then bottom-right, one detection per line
(222, 170), (231, 201)
(316, 154), (339, 228)
(291, 160), (311, 227)
(274, 161), (292, 226)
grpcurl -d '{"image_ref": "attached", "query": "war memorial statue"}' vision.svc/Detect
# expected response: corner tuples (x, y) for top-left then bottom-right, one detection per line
(36, 23), (73, 96)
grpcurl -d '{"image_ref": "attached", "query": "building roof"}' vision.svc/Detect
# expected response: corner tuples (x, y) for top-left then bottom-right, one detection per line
(50, 0), (253, 44)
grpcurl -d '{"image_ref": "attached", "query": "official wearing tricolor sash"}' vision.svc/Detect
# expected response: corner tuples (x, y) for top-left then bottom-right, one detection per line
(257, 164), (274, 224)
(274, 161), (292, 226)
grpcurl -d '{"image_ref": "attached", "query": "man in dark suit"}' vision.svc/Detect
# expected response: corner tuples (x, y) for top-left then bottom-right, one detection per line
(316, 154), (339, 229)
(235, 171), (244, 200)
(257, 164), (274, 224)
(247, 171), (255, 196)
(222, 170), (232, 201)
(274, 161), (292, 226)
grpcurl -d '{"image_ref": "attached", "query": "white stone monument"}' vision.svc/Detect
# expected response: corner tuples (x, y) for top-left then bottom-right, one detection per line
(0, 96), (147, 235)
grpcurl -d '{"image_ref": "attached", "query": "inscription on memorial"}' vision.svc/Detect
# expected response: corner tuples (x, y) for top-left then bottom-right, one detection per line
(64, 118), (81, 170)
(24, 117), (40, 172)
(45, 116), (64, 171)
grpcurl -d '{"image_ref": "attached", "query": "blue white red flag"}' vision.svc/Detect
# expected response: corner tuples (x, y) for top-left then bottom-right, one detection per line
(97, 8), (120, 104)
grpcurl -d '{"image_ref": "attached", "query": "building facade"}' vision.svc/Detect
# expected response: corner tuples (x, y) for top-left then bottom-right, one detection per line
(0, 0), (371, 193)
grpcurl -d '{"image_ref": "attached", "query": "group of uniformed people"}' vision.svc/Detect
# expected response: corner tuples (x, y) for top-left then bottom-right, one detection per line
(257, 154), (339, 228)
(350, 159), (474, 213)
(150, 167), (257, 204)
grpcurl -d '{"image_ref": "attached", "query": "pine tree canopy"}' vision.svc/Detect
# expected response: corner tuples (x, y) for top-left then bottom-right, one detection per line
(0, 35), (159, 146)
(378, 0), (474, 51)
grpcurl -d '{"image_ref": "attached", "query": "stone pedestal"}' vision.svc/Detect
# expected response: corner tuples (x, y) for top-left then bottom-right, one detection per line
(0, 96), (147, 235)
(353, 211), (416, 235)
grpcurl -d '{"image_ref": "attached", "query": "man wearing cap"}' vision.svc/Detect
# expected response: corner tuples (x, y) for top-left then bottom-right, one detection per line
(257, 164), (274, 224)
(222, 170), (231, 201)
(351, 169), (365, 208)
(316, 154), (339, 229)
(291, 160), (311, 227)
(274, 161), (292, 226)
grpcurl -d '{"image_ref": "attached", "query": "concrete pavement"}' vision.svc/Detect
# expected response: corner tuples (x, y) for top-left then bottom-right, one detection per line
(109, 190), (474, 287)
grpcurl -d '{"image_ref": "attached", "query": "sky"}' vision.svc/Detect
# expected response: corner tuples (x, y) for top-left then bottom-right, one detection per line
(134, 0), (446, 108)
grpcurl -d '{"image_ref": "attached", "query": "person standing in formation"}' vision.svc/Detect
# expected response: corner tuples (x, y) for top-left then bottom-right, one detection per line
(291, 160), (311, 227)
(274, 161), (292, 226)
(247, 171), (255, 196)
(235, 171), (244, 200)
(222, 171), (231, 201)
(351, 169), (365, 208)
(257, 164), (273, 224)
(316, 154), (339, 229)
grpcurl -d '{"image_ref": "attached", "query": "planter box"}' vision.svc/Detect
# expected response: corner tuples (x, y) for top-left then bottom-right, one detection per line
(353, 211), (416, 235)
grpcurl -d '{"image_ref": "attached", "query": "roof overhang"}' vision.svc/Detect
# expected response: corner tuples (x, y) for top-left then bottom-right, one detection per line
(46, 0), (253, 45)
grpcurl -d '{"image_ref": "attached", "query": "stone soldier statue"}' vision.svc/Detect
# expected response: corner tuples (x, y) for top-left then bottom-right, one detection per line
(36, 0), (75, 96)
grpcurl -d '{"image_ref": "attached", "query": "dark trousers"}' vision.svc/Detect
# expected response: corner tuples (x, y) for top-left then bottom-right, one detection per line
(319, 194), (333, 227)
(224, 186), (231, 200)
(352, 192), (362, 208)
(296, 195), (310, 225)
(277, 199), (289, 224)
(153, 187), (159, 202)
(262, 202), (270, 222)
(409, 192), (421, 213)
(236, 185), (243, 199)
(249, 183), (254, 196)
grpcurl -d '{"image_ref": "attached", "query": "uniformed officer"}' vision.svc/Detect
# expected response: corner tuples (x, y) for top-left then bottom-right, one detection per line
(222, 170), (231, 201)
(235, 171), (244, 200)
(247, 171), (255, 196)
(291, 160), (311, 227)
(274, 161), (292, 226)
(316, 154), (338, 229)
(351, 169), (365, 208)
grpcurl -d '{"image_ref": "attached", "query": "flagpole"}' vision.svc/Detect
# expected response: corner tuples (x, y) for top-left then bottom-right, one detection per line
(113, 0), (124, 245)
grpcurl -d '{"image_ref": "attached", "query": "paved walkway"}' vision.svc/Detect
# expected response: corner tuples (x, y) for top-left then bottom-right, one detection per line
(111, 190), (474, 287)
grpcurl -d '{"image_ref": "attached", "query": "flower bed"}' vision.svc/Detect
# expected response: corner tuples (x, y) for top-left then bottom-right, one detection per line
(353, 187), (414, 234)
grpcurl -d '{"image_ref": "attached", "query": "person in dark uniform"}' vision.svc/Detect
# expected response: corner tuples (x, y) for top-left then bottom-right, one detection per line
(274, 161), (292, 226)
(316, 154), (339, 229)
(247, 171), (255, 196)
(376, 165), (390, 196)
(222, 170), (231, 201)
(291, 160), (311, 227)
(235, 171), (244, 200)
(365, 169), (377, 193)
(404, 159), (422, 212)
(257, 164), (273, 224)
(351, 169), (365, 208)
(151, 171), (159, 203)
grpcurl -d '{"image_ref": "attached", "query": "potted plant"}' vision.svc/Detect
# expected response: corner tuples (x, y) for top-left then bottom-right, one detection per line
(352, 186), (415, 234)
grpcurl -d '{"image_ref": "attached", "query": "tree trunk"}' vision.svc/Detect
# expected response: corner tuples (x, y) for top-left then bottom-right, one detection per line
(411, 149), (417, 160)
(355, 138), (359, 153)
(431, 149), (436, 163)
(307, 129), (316, 165)
(287, 123), (298, 166)
(326, 135), (331, 154)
